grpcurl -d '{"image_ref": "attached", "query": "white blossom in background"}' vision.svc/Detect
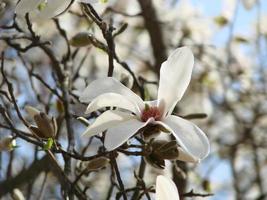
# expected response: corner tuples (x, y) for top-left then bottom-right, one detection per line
(80, 47), (210, 162)
(242, 0), (257, 10)
(221, 0), (237, 21)
(179, 90), (213, 118)
(15, 0), (99, 20)
(259, 15), (267, 36)
(155, 175), (179, 200)
(158, 0), (213, 46)
(0, 136), (16, 152)
(12, 188), (25, 200)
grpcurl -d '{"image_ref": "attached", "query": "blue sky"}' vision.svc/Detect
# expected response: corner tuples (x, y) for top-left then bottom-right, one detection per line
(191, 0), (267, 46)
(183, 1), (267, 199)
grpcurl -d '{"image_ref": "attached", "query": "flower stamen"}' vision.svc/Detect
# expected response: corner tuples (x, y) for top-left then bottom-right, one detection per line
(141, 106), (161, 122)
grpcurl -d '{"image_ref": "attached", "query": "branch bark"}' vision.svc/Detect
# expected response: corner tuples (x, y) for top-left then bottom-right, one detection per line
(137, 0), (167, 74)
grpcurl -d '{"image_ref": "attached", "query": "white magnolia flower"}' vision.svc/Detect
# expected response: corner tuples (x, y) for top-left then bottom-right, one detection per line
(80, 47), (210, 162)
(156, 175), (179, 200)
(15, 0), (98, 20)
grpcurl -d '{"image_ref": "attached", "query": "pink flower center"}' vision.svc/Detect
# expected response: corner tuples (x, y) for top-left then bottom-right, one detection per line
(141, 106), (161, 122)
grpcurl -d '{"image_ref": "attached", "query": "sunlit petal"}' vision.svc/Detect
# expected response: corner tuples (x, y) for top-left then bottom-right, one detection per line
(158, 47), (194, 116)
(162, 115), (210, 161)
(176, 147), (199, 162)
(104, 118), (152, 151)
(79, 77), (144, 110)
(31, 0), (72, 20)
(16, 0), (43, 16)
(85, 93), (139, 115)
(156, 175), (179, 200)
(81, 110), (135, 137)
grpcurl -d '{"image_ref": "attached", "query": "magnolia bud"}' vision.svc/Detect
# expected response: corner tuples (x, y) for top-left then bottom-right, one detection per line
(29, 125), (47, 138)
(145, 153), (165, 169)
(0, 136), (16, 152)
(25, 106), (58, 139)
(144, 140), (172, 169)
(70, 32), (92, 47)
(202, 179), (212, 192)
(214, 16), (228, 27)
(233, 36), (249, 44)
(87, 157), (110, 171)
(76, 157), (110, 173)
(152, 140), (179, 160)
(56, 99), (64, 113)
(33, 112), (55, 138)
(142, 124), (170, 141)
(144, 140), (196, 169)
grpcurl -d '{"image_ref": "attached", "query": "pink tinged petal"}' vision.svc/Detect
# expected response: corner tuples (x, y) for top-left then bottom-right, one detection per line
(162, 115), (210, 161)
(81, 110), (134, 137)
(79, 77), (144, 111)
(144, 100), (158, 107)
(156, 175), (179, 200)
(16, 0), (43, 16)
(104, 118), (152, 151)
(157, 47), (194, 116)
(31, 0), (72, 20)
(85, 93), (139, 115)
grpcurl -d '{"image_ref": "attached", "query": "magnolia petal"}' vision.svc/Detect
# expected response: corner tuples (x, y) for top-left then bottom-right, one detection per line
(31, 0), (72, 20)
(104, 118), (150, 151)
(79, 77), (144, 111)
(177, 147), (199, 163)
(162, 115), (210, 161)
(156, 175), (179, 200)
(158, 47), (194, 116)
(144, 100), (158, 107)
(85, 93), (139, 115)
(82, 110), (134, 137)
(15, 0), (43, 16)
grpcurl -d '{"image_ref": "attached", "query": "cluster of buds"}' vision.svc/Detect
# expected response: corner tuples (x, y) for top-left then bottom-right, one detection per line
(141, 123), (170, 141)
(145, 140), (180, 169)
